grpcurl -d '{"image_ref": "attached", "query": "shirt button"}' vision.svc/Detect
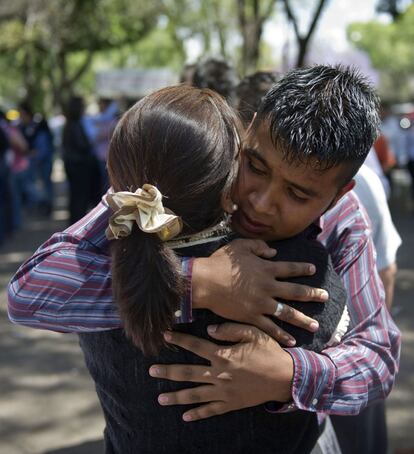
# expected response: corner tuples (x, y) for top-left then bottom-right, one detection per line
(312, 398), (318, 405)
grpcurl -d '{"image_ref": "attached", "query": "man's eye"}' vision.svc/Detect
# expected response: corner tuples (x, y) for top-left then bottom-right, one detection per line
(288, 188), (308, 203)
(247, 158), (266, 175)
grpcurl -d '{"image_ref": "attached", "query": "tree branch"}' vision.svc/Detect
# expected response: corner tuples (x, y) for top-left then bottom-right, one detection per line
(282, 0), (301, 39)
(66, 50), (93, 86)
(306, 0), (327, 42)
(262, 0), (276, 23)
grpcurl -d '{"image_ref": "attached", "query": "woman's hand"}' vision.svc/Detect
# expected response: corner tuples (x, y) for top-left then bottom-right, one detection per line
(192, 239), (327, 346)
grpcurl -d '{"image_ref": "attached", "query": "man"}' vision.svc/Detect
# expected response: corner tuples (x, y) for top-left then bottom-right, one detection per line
(8, 65), (401, 453)
(145, 66), (400, 432)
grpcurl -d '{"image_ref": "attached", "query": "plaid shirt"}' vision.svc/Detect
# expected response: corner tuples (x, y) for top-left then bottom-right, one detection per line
(7, 191), (401, 415)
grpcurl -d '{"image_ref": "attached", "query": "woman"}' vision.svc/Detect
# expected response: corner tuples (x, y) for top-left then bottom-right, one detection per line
(79, 84), (347, 453)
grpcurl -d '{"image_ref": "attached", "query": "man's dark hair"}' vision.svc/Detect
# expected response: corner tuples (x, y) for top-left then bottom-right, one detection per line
(256, 65), (380, 183)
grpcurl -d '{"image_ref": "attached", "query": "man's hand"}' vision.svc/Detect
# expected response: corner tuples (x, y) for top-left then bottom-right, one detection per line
(192, 239), (328, 346)
(149, 323), (294, 422)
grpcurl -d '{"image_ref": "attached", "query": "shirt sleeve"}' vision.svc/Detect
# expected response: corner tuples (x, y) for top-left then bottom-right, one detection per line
(7, 234), (194, 332)
(7, 232), (120, 332)
(176, 258), (194, 324)
(271, 193), (401, 415)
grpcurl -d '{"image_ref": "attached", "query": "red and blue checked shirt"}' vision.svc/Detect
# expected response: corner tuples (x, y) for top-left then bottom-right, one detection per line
(7, 191), (401, 416)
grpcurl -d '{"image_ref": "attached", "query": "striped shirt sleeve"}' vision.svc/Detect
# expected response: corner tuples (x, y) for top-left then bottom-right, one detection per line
(279, 192), (401, 415)
(7, 202), (194, 331)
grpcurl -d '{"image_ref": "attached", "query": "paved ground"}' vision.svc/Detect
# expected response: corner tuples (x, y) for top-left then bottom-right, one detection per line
(0, 169), (413, 454)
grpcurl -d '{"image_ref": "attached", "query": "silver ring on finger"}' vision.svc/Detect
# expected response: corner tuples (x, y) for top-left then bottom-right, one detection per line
(273, 301), (284, 317)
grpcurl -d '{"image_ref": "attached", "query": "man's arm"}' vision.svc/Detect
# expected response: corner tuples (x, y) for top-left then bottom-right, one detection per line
(8, 202), (325, 339)
(191, 239), (327, 344)
(262, 193), (400, 414)
(7, 205), (119, 332)
(150, 192), (401, 419)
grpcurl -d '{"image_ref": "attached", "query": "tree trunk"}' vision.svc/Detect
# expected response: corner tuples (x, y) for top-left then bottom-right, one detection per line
(237, 0), (274, 76)
(282, 0), (328, 68)
(296, 38), (307, 67)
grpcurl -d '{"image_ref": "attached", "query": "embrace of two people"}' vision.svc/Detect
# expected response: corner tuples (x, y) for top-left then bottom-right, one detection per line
(8, 65), (401, 454)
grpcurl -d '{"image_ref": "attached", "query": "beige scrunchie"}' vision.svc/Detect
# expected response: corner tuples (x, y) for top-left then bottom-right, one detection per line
(105, 184), (183, 241)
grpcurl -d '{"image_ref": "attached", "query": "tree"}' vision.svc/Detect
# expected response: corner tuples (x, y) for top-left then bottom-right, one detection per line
(0, 0), (161, 111)
(281, 0), (329, 67)
(237, 0), (276, 75)
(376, 0), (413, 21)
(348, 3), (414, 101)
(162, 0), (277, 76)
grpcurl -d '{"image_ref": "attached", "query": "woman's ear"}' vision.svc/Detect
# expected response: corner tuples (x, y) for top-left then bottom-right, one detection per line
(221, 190), (238, 214)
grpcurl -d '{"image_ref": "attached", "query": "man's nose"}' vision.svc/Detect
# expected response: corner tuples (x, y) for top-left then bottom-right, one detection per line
(249, 188), (277, 215)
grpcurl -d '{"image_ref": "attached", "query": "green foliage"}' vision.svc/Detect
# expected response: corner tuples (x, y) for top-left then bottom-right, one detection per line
(0, 0), (282, 111)
(0, 0), (162, 111)
(348, 4), (414, 101)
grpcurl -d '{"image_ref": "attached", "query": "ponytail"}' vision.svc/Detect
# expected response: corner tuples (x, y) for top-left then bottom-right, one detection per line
(111, 230), (184, 356)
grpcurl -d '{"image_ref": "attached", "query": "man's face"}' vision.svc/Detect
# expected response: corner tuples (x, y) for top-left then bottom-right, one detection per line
(231, 122), (354, 241)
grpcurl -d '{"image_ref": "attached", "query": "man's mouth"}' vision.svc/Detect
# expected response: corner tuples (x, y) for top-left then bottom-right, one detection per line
(235, 209), (271, 235)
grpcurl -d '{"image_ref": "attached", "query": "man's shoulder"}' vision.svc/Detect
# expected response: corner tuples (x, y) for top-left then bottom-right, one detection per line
(319, 192), (372, 272)
(320, 191), (364, 237)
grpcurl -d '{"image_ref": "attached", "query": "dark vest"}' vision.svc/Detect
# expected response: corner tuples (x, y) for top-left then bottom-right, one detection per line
(79, 232), (346, 454)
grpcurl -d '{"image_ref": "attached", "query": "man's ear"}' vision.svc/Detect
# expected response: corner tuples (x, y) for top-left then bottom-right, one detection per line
(332, 179), (355, 207)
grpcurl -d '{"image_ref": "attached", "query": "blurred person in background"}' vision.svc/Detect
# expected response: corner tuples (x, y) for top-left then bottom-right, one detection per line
(331, 163), (402, 454)
(364, 147), (392, 199)
(88, 98), (119, 193)
(0, 124), (10, 246)
(62, 96), (101, 225)
(406, 117), (414, 208)
(18, 101), (55, 216)
(381, 103), (407, 167)
(373, 132), (396, 194)
(0, 110), (30, 232)
(179, 63), (197, 85)
(236, 71), (281, 127)
(192, 56), (240, 106)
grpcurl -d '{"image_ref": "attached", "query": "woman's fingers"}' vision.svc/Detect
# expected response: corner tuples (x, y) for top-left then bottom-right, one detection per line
(182, 401), (229, 422)
(158, 387), (232, 423)
(163, 331), (216, 360)
(149, 363), (214, 384)
(157, 384), (216, 406)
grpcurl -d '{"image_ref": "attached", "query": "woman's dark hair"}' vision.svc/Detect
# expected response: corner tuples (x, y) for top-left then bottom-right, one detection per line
(107, 84), (242, 355)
